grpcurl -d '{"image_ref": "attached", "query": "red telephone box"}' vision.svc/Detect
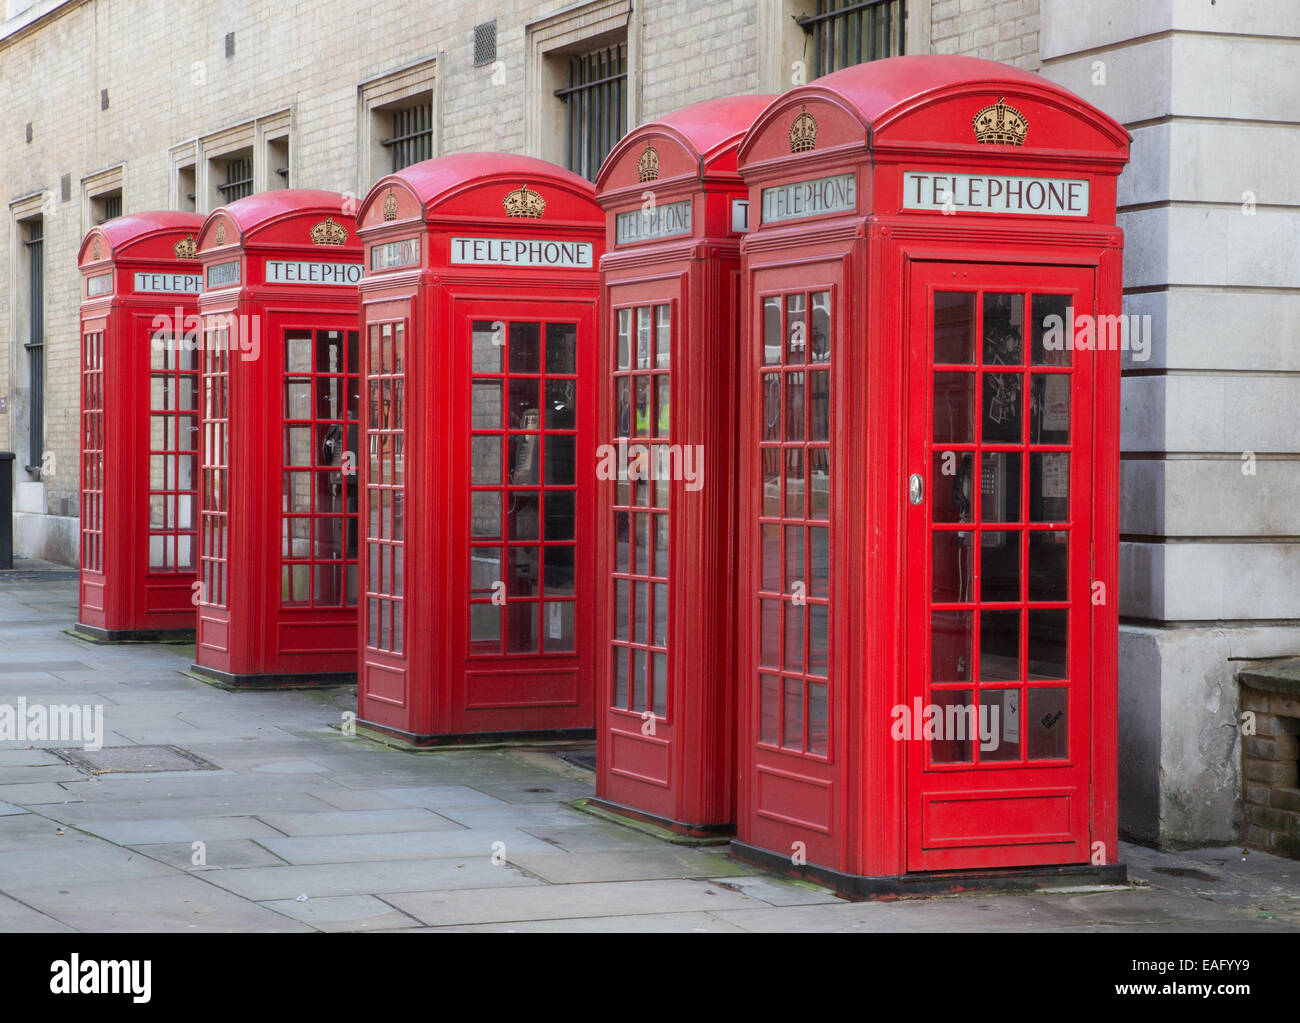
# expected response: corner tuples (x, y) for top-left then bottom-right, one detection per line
(192, 191), (364, 686)
(733, 56), (1130, 893)
(354, 155), (605, 742)
(76, 212), (206, 641)
(591, 96), (773, 834)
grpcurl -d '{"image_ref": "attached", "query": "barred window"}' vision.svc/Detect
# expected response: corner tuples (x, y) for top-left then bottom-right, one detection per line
(383, 101), (434, 173)
(797, 0), (905, 78)
(216, 155), (253, 203)
(556, 42), (626, 182)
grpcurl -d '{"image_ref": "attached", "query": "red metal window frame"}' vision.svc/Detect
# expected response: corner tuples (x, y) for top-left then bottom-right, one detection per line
(923, 283), (1082, 770)
(609, 303), (671, 718)
(756, 288), (832, 759)
(148, 332), (199, 573)
(199, 329), (230, 607)
(364, 320), (406, 653)
(81, 329), (104, 573)
(467, 317), (580, 657)
(280, 327), (361, 609)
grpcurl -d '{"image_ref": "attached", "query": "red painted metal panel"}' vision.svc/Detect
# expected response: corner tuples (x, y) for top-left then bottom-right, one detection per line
(77, 213), (206, 639)
(354, 155), (605, 742)
(735, 55), (1129, 884)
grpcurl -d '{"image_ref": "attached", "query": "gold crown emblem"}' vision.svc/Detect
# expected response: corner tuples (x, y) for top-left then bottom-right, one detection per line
(973, 98), (1029, 146)
(173, 235), (198, 260)
(214, 221), (226, 246)
(637, 146), (660, 182)
(790, 105), (818, 153)
(310, 216), (348, 245)
(92, 239), (101, 260)
(503, 183), (545, 218)
(382, 189), (398, 221)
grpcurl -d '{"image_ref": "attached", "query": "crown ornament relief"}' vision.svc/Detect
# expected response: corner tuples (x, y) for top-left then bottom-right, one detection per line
(789, 105), (818, 153)
(310, 216), (348, 245)
(382, 189), (398, 221)
(637, 146), (660, 182)
(173, 235), (198, 260)
(92, 239), (101, 260)
(503, 183), (546, 218)
(214, 222), (226, 246)
(973, 97), (1029, 146)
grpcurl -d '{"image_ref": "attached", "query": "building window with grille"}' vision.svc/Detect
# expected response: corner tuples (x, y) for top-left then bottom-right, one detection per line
(797, 0), (906, 78)
(91, 190), (122, 225)
(382, 99), (434, 174)
(555, 41), (626, 181)
(21, 216), (44, 476)
(215, 153), (254, 203)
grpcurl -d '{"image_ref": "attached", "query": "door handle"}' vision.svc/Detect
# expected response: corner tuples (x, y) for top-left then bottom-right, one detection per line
(909, 473), (923, 506)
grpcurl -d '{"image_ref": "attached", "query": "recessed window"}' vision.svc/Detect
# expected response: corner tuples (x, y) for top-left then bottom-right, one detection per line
(90, 189), (122, 225)
(215, 150), (254, 204)
(177, 164), (197, 212)
(555, 41), (627, 181)
(267, 136), (290, 189)
(381, 98), (434, 174)
(796, 0), (906, 78)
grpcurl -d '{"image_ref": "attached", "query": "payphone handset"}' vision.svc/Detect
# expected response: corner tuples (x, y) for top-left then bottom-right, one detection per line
(511, 409), (540, 484)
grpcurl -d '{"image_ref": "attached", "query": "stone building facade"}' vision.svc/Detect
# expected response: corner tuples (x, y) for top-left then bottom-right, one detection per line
(2, 0), (1296, 850)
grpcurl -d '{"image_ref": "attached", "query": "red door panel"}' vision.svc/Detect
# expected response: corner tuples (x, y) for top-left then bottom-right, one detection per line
(906, 261), (1095, 873)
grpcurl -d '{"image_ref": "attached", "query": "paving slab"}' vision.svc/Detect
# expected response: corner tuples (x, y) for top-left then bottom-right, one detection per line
(0, 893), (76, 932)
(253, 809), (463, 837)
(0, 781), (86, 805)
(258, 894), (421, 931)
(132, 840), (289, 871)
(503, 847), (753, 884)
(6, 874), (315, 932)
(202, 857), (539, 901)
(428, 911), (751, 933)
(71, 815), (285, 845)
(708, 874), (843, 907)
(257, 828), (556, 865)
(0, 840), (176, 887)
(385, 877), (768, 927)
(374, 785), (511, 809)
(0, 800), (27, 816)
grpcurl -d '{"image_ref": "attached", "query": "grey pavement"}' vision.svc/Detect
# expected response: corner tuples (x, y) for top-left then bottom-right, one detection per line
(0, 576), (1294, 932)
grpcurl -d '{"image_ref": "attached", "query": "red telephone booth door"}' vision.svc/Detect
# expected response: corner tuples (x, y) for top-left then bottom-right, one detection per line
(906, 261), (1096, 872)
(458, 299), (596, 732)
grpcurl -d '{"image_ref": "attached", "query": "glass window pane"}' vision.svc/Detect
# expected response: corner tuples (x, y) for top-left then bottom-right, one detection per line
(472, 381), (502, 428)
(759, 598), (780, 669)
(809, 450), (829, 520)
(471, 436), (501, 485)
(473, 321), (503, 373)
(785, 371), (804, 441)
(762, 297), (782, 365)
(933, 372), (974, 443)
(616, 309), (631, 371)
(614, 646), (629, 706)
(615, 378), (632, 439)
(652, 651), (668, 717)
(980, 688), (1021, 761)
(759, 674), (780, 745)
(786, 293), (806, 364)
(545, 435), (575, 485)
(1028, 609), (1068, 680)
(810, 291), (830, 363)
(655, 304), (670, 368)
(931, 610), (972, 683)
(809, 526), (828, 600)
(544, 544), (575, 596)
(929, 690), (974, 764)
(981, 451), (1021, 524)
(506, 602), (537, 653)
(1031, 294), (1072, 367)
(1028, 686), (1069, 759)
(471, 491), (501, 538)
(932, 531), (973, 604)
(510, 377), (540, 429)
(1031, 373), (1071, 445)
(1028, 530), (1069, 602)
(782, 676), (803, 750)
(1031, 453), (1070, 524)
(785, 448), (804, 518)
(545, 491), (575, 541)
(509, 322), (541, 374)
(653, 582), (667, 647)
(979, 609), (1020, 682)
(634, 580), (649, 643)
(982, 293), (1024, 365)
(547, 379), (576, 431)
(615, 580), (629, 641)
(807, 681), (827, 755)
(762, 449), (780, 518)
(632, 648), (647, 710)
(784, 602), (804, 672)
(784, 524), (804, 591)
(636, 307), (652, 369)
(761, 523), (780, 592)
(809, 370), (829, 441)
(545, 322), (577, 374)
(982, 372), (1023, 443)
(762, 373), (781, 441)
(934, 292), (975, 364)
(653, 514), (668, 573)
(809, 604), (828, 677)
(470, 603), (500, 646)
(980, 532), (1020, 602)
(654, 377), (670, 438)
(470, 548), (501, 593)
(542, 600), (574, 652)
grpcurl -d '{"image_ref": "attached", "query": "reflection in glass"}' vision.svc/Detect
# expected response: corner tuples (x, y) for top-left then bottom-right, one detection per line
(509, 322), (541, 374)
(982, 372), (1022, 443)
(1031, 294), (1072, 367)
(980, 451), (1021, 524)
(472, 321), (502, 373)
(1028, 530), (1068, 602)
(546, 322), (576, 374)
(982, 293), (1023, 365)
(636, 308), (652, 369)
(933, 372), (974, 443)
(543, 601), (574, 652)
(810, 291), (830, 363)
(931, 610), (972, 683)
(783, 676), (803, 751)
(786, 293), (806, 364)
(1028, 686), (1069, 759)
(1031, 373), (1070, 444)
(929, 690), (973, 764)
(934, 292), (975, 364)
(763, 297), (782, 365)
(1030, 452), (1070, 523)
(979, 609), (1020, 682)
(614, 647), (628, 705)
(784, 602), (804, 672)
(760, 674), (780, 745)
(932, 531), (972, 603)
(981, 533), (1020, 603)
(980, 688), (1020, 761)
(1028, 609), (1068, 680)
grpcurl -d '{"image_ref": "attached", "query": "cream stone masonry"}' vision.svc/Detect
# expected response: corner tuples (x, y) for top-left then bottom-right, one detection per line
(1041, 0), (1300, 848)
